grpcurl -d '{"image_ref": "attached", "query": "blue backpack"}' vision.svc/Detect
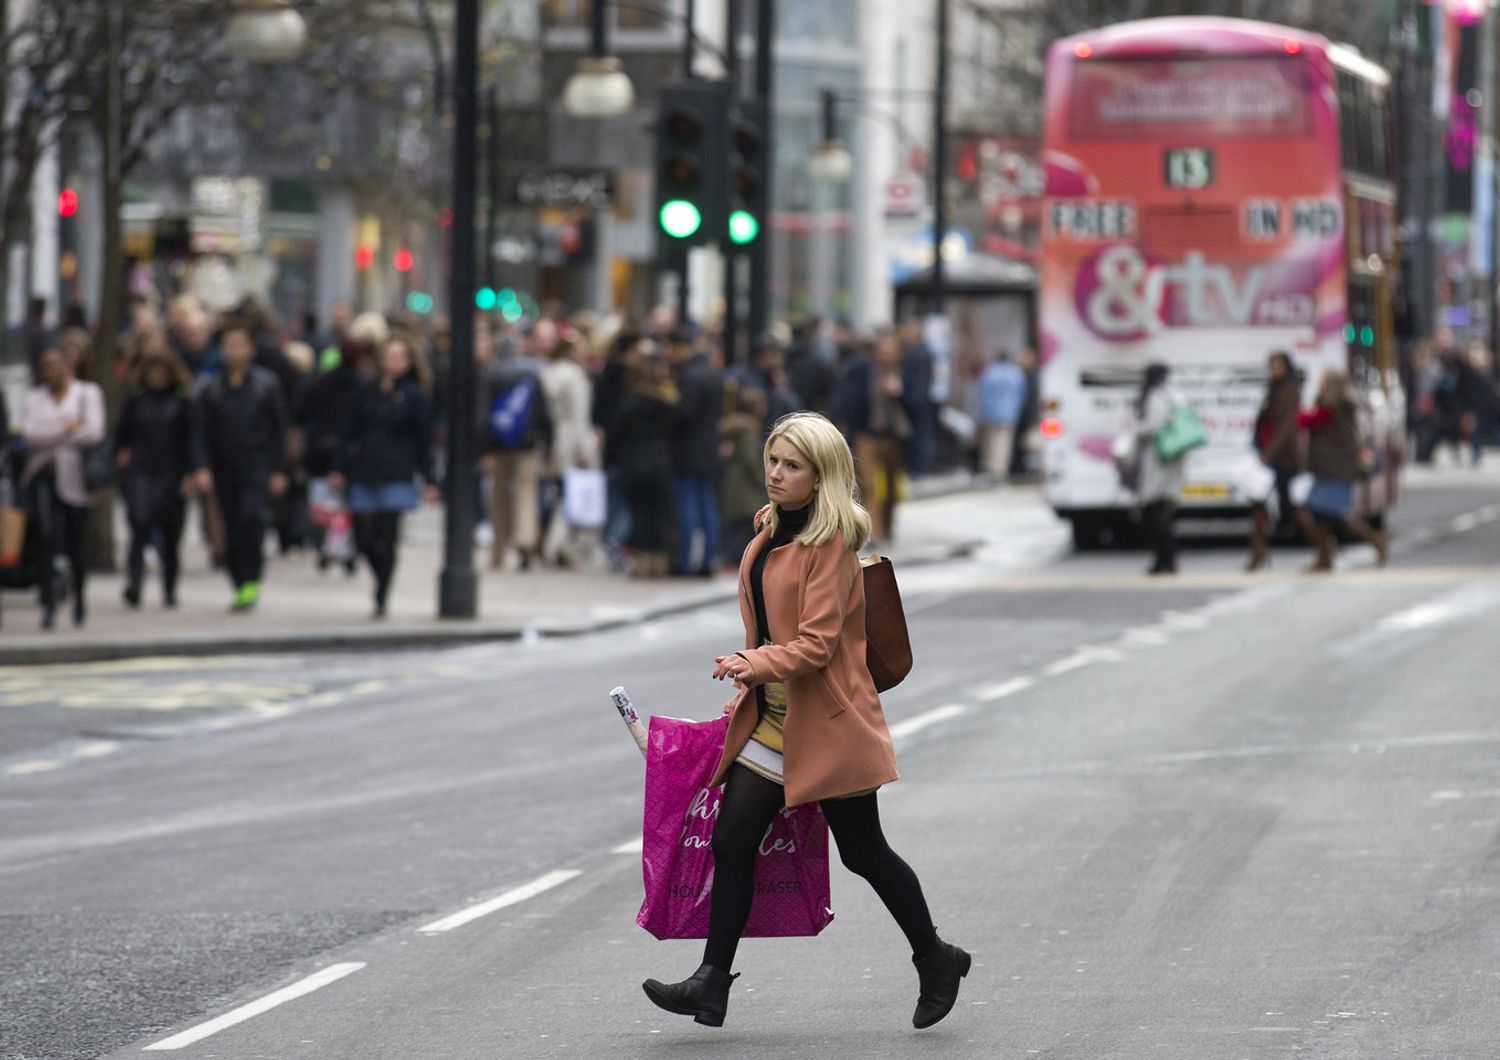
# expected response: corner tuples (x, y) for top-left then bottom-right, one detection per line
(488, 375), (538, 448)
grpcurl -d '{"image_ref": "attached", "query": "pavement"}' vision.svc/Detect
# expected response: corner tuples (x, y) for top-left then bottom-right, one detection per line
(0, 471), (994, 665)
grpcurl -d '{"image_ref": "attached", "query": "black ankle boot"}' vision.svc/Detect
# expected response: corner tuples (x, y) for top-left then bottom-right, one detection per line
(912, 938), (971, 1029)
(642, 963), (739, 1027)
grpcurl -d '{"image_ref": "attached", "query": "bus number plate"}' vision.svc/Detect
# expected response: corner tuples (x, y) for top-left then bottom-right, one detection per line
(1164, 148), (1215, 189)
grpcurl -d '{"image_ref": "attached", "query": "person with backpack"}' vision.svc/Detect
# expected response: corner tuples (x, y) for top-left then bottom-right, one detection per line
(480, 325), (552, 571)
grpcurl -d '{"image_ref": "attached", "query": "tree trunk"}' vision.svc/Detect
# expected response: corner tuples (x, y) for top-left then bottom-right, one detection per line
(86, 3), (127, 575)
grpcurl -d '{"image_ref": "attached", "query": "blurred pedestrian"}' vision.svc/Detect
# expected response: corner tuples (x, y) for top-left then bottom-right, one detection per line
(1463, 344), (1500, 467)
(897, 320), (936, 476)
(975, 349), (1027, 479)
(615, 356), (678, 579)
(642, 412), (970, 1031)
(719, 385), (770, 564)
(480, 322), (552, 571)
(1246, 350), (1302, 571)
(726, 336), (801, 436)
(832, 331), (919, 544)
(593, 330), (647, 568)
(540, 336), (600, 568)
(115, 345), (194, 609)
(21, 345), (106, 628)
(331, 334), (436, 618)
(192, 320), (290, 612)
(1133, 362), (1186, 576)
(666, 324), (725, 577)
(1295, 369), (1387, 572)
(298, 339), (367, 573)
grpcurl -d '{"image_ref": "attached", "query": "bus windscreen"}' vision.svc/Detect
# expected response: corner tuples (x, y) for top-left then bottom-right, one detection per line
(1069, 56), (1311, 141)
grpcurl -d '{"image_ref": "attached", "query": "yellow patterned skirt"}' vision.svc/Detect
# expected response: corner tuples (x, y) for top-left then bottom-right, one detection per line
(734, 680), (787, 783)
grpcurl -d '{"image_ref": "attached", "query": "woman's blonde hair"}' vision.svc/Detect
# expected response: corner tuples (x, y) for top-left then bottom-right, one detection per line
(761, 412), (872, 551)
(1315, 368), (1353, 408)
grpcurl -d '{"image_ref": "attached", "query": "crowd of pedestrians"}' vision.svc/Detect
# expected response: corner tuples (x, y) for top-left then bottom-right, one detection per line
(5, 296), (1021, 632)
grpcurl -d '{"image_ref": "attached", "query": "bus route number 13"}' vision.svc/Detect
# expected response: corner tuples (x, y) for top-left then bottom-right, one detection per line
(1165, 148), (1215, 189)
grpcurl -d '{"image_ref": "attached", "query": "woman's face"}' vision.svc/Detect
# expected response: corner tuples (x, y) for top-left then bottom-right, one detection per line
(143, 360), (171, 391)
(38, 349), (68, 388)
(382, 341), (412, 381)
(1268, 356), (1287, 381)
(765, 436), (818, 510)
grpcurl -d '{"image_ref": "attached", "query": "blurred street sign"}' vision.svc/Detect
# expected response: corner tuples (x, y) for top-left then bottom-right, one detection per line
(513, 171), (615, 210)
(884, 173), (926, 218)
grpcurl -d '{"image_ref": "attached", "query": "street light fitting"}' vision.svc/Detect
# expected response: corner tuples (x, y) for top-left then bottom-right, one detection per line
(563, 56), (637, 118)
(226, 0), (308, 63)
(809, 141), (854, 185)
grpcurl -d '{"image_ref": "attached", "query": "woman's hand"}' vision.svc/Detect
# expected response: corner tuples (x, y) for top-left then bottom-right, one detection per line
(713, 653), (752, 689)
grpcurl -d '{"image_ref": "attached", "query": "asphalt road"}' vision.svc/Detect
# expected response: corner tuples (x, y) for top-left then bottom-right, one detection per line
(2, 470), (1498, 1060)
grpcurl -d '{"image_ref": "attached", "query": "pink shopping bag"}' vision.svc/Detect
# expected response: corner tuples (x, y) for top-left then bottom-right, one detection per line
(637, 714), (834, 940)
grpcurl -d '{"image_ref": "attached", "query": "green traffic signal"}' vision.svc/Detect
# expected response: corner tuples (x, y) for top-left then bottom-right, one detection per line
(728, 209), (759, 245)
(1359, 325), (1375, 347)
(476, 286), (499, 311)
(660, 199), (703, 239)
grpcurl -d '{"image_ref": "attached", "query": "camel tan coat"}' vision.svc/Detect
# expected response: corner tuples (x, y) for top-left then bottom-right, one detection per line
(709, 515), (900, 807)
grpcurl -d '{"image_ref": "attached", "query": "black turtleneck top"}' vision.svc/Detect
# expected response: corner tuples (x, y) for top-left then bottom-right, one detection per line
(750, 502), (812, 646)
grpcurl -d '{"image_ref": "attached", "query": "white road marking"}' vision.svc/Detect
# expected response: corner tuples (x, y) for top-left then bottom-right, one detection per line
(417, 869), (583, 934)
(72, 741), (120, 760)
(888, 704), (967, 741)
(612, 837), (644, 855)
(976, 676), (1035, 703)
(1377, 585), (1500, 632)
(6, 760), (62, 776)
(1044, 646), (1125, 677)
(1452, 512), (1481, 533)
(142, 962), (366, 1051)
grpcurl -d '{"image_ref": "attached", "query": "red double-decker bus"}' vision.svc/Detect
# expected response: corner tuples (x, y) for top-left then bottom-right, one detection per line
(1039, 18), (1403, 548)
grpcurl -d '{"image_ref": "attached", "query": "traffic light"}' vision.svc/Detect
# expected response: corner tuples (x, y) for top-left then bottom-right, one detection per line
(726, 100), (767, 247)
(654, 81), (727, 249)
(58, 188), (80, 218)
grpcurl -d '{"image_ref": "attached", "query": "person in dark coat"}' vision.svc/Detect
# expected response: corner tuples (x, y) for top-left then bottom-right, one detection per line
(614, 357), (679, 579)
(299, 339), (368, 571)
(192, 320), (290, 612)
(592, 331), (647, 566)
(666, 325), (725, 576)
(330, 334), (436, 617)
(115, 347), (194, 608)
(1246, 350), (1303, 570)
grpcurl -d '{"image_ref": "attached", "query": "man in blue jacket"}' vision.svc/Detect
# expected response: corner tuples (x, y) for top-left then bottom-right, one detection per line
(976, 349), (1028, 478)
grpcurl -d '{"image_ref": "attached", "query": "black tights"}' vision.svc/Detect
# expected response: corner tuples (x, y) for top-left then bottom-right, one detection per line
(703, 764), (939, 972)
(353, 511), (402, 605)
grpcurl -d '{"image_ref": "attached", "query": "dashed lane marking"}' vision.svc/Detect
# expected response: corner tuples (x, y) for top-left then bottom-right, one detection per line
(888, 704), (968, 741)
(975, 676), (1035, 702)
(611, 836), (644, 855)
(142, 962), (366, 1051)
(417, 869), (584, 934)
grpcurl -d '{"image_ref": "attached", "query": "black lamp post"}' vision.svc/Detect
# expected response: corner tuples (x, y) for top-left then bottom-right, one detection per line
(439, 0), (480, 619)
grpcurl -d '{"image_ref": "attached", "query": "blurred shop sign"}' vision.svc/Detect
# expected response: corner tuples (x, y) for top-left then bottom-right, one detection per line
(513, 171), (615, 210)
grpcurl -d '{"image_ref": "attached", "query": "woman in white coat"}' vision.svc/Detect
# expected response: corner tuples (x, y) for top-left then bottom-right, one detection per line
(22, 345), (107, 627)
(1134, 362), (1187, 575)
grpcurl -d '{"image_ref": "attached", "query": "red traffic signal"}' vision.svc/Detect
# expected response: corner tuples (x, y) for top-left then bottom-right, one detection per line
(355, 245), (375, 270)
(393, 247), (414, 272)
(58, 188), (80, 218)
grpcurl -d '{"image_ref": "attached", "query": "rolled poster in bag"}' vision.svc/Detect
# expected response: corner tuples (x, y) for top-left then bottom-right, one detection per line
(637, 714), (834, 941)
